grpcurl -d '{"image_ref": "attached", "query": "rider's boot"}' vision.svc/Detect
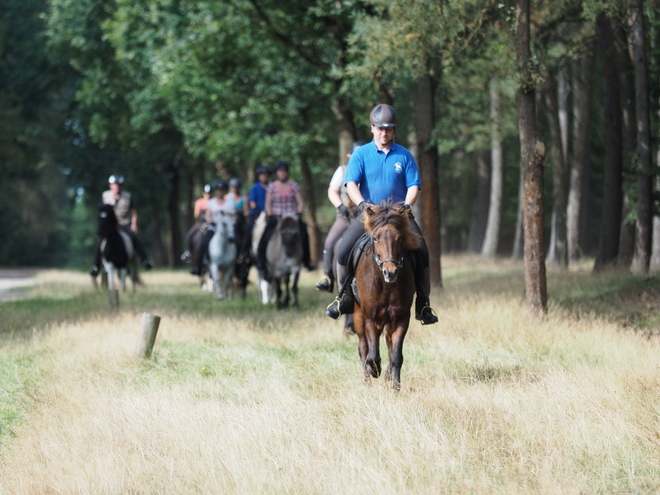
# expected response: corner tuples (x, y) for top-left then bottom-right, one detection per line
(142, 259), (153, 270)
(415, 266), (438, 325)
(324, 263), (354, 320)
(316, 249), (334, 292)
(89, 265), (100, 277)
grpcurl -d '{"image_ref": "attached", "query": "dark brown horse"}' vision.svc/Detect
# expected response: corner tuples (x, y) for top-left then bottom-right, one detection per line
(353, 203), (421, 390)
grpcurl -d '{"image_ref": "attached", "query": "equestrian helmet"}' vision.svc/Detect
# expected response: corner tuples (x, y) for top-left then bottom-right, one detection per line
(229, 177), (241, 188)
(203, 184), (212, 194)
(256, 165), (271, 175)
(369, 104), (397, 128)
(213, 179), (227, 191)
(108, 174), (125, 185)
(274, 161), (289, 172)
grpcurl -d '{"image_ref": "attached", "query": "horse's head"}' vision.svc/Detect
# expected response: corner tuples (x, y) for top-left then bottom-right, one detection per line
(277, 215), (301, 258)
(217, 211), (236, 242)
(363, 202), (421, 283)
(97, 204), (118, 236)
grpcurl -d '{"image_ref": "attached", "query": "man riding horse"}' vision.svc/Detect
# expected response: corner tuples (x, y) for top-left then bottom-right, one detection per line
(90, 174), (152, 277)
(324, 104), (438, 325)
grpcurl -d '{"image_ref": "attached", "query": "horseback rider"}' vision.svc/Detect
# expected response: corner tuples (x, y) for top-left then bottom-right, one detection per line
(181, 183), (211, 263)
(324, 104), (438, 325)
(256, 161), (313, 275)
(192, 180), (234, 276)
(239, 165), (271, 260)
(316, 141), (364, 293)
(90, 174), (152, 277)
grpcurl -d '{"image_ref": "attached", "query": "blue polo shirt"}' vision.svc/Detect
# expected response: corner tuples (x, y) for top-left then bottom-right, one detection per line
(344, 140), (421, 204)
(248, 182), (268, 216)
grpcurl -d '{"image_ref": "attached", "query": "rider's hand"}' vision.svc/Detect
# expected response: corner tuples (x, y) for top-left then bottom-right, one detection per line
(358, 201), (367, 214)
(337, 204), (350, 220)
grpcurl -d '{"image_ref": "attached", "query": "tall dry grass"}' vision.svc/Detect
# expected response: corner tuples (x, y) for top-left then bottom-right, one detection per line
(1, 258), (659, 494)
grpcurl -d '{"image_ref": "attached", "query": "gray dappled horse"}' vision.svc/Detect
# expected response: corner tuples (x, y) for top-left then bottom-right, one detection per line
(208, 211), (237, 300)
(261, 214), (302, 309)
(95, 204), (140, 292)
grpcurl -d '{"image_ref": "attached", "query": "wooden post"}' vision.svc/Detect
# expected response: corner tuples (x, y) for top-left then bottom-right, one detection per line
(136, 312), (161, 359)
(108, 289), (119, 311)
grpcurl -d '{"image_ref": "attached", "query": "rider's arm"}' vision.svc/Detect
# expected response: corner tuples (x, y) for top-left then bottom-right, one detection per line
(295, 189), (304, 215)
(265, 190), (272, 216)
(346, 182), (364, 206)
(193, 199), (202, 219)
(404, 186), (420, 206)
(327, 185), (342, 208)
(130, 208), (138, 233)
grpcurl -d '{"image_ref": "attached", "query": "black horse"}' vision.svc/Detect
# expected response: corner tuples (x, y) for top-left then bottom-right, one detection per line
(95, 204), (140, 292)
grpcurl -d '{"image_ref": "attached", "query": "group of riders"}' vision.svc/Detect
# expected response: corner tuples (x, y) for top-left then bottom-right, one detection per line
(90, 104), (437, 326)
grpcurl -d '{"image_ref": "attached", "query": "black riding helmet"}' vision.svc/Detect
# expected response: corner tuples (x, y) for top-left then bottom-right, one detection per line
(256, 165), (271, 175)
(274, 161), (289, 172)
(213, 179), (227, 191)
(229, 177), (241, 189)
(369, 104), (397, 128)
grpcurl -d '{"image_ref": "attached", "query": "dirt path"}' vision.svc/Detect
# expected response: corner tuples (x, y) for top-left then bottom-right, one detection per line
(0, 268), (39, 302)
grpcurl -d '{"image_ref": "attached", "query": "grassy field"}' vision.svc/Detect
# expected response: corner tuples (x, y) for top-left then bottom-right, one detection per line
(1, 256), (660, 494)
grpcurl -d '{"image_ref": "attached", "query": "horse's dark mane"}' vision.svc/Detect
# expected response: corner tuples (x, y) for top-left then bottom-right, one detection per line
(363, 201), (421, 251)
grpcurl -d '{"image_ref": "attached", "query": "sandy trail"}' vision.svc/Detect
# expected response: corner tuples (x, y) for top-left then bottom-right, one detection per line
(0, 268), (39, 302)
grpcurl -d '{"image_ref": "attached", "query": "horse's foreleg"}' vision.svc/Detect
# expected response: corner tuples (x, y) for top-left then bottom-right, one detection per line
(387, 319), (410, 391)
(275, 277), (284, 309)
(210, 264), (222, 300)
(291, 270), (300, 310)
(281, 274), (290, 309)
(363, 319), (382, 380)
(225, 267), (234, 301)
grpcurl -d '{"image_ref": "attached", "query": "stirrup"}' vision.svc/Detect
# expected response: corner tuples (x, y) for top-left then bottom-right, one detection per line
(324, 297), (342, 320)
(316, 276), (333, 293)
(416, 305), (438, 325)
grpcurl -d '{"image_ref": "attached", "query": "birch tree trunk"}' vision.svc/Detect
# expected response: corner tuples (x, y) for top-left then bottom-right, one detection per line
(544, 70), (568, 268)
(482, 79), (503, 258)
(594, 13), (623, 271)
(516, 0), (547, 317)
(469, 151), (490, 253)
(566, 49), (595, 262)
(629, 0), (653, 274)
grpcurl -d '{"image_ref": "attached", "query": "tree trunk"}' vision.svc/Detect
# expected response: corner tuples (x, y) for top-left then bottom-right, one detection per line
(300, 109), (321, 267)
(544, 70), (569, 269)
(650, 10), (660, 269)
(332, 91), (358, 168)
(469, 151), (490, 253)
(618, 20), (637, 266)
(566, 48), (595, 262)
(482, 79), (503, 258)
(629, 0), (653, 274)
(300, 152), (320, 267)
(516, 0), (547, 317)
(594, 13), (623, 272)
(512, 171), (524, 260)
(414, 70), (442, 287)
(166, 161), (182, 267)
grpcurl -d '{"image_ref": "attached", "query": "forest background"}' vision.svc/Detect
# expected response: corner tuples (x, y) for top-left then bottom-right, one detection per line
(1, 0), (659, 292)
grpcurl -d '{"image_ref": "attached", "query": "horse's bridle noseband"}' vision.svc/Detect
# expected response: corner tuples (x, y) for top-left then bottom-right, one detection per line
(371, 236), (405, 269)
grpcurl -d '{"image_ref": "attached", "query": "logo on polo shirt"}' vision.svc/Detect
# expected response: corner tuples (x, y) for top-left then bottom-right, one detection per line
(394, 162), (403, 173)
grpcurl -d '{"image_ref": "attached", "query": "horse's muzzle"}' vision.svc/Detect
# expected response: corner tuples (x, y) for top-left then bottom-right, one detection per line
(382, 267), (399, 283)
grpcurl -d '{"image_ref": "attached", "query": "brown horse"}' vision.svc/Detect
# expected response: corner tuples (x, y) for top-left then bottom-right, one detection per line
(353, 203), (421, 390)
